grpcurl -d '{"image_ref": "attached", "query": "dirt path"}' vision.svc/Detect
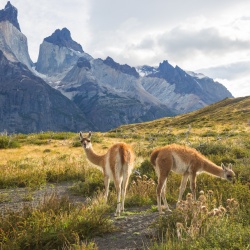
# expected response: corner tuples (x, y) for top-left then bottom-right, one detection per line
(0, 182), (85, 214)
(0, 183), (160, 250)
(93, 206), (159, 250)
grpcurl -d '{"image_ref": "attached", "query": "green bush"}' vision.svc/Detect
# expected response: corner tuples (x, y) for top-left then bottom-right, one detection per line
(0, 194), (114, 249)
(132, 159), (156, 181)
(0, 135), (20, 149)
(69, 168), (105, 197)
(126, 175), (156, 206)
(195, 143), (227, 156)
(72, 140), (82, 147)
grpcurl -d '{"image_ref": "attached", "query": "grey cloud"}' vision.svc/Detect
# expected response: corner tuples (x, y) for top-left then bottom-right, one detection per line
(237, 16), (250, 21)
(132, 37), (155, 50)
(88, 0), (250, 33)
(157, 27), (250, 60)
(198, 60), (250, 80)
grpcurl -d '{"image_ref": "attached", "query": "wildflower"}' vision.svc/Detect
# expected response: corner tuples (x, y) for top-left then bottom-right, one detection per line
(208, 211), (214, 217)
(186, 193), (193, 201)
(218, 205), (227, 214)
(198, 193), (206, 204)
(176, 222), (184, 240)
(149, 179), (155, 185)
(201, 205), (208, 213)
(176, 201), (182, 209)
(214, 208), (222, 216)
(192, 201), (199, 208)
(232, 200), (239, 207)
(176, 222), (183, 229)
(208, 208), (219, 216)
(208, 190), (213, 195)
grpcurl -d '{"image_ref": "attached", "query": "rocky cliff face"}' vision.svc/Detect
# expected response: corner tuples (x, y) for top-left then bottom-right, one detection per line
(58, 57), (173, 131)
(0, 2), (33, 69)
(139, 61), (233, 114)
(0, 50), (94, 133)
(35, 28), (92, 76)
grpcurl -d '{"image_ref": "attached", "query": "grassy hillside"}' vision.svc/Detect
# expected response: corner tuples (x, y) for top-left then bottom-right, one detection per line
(115, 96), (250, 132)
(0, 96), (249, 249)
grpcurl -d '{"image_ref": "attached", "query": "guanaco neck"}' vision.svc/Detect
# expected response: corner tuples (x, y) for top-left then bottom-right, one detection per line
(202, 159), (224, 178)
(84, 146), (105, 167)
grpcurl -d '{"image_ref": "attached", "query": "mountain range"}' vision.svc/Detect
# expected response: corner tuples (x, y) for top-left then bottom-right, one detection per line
(0, 1), (233, 133)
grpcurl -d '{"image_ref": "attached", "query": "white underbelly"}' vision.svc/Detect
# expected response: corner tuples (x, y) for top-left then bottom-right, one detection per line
(172, 153), (189, 174)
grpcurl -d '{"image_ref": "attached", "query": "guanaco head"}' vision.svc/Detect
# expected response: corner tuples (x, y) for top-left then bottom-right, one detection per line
(79, 131), (92, 149)
(221, 163), (235, 182)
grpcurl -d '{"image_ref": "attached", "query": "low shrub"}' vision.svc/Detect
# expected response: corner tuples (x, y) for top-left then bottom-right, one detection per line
(0, 193), (114, 249)
(126, 175), (156, 206)
(69, 168), (105, 197)
(0, 135), (20, 149)
(132, 159), (156, 181)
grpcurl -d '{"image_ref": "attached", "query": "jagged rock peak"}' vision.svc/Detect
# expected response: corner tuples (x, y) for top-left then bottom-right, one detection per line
(158, 60), (175, 72)
(0, 1), (20, 31)
(44, 28), (83, 53)
(103, 56), (139, 78)
(145, 60), (176, 83)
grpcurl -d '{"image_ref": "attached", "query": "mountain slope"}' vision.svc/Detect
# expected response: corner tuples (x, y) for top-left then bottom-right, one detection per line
(116, 96), (250, 132)
(0, 1), (33, 69)
(139, 61), (233, 114)
(0, 50), (94, 133)
(59, 57), (174, 131)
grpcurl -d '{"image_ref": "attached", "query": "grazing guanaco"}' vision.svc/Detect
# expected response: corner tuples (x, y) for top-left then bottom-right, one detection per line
(79, 131), (135, 216)
(150, 144), (235, 214)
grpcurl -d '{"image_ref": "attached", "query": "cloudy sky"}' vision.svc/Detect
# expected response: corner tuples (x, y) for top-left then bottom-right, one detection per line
(1, 0), (250, 97)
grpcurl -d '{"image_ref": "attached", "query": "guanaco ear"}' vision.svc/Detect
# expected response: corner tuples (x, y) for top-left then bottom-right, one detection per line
(228, 163), (232, 170)
(88, 131), (92, 139)
(79, 131), (83, 139)
(221, 163), (226, 170)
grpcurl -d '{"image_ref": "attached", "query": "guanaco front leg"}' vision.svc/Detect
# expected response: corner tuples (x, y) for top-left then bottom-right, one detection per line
(189, 173), (197, 200)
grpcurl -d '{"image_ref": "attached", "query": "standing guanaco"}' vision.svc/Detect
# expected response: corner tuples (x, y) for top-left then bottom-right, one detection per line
(79, 131), (135, 216)
(150, 144), (235, 214)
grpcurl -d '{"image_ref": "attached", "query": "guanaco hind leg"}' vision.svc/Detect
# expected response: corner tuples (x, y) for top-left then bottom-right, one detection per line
(161, 179), (172, 212)
(178, 173), (189, 202)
